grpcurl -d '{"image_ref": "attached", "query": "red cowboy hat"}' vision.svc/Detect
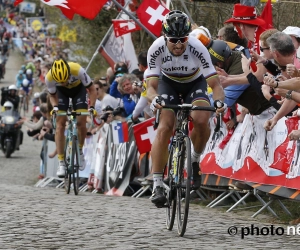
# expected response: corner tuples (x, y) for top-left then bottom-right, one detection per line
(224, 4), (265, 26)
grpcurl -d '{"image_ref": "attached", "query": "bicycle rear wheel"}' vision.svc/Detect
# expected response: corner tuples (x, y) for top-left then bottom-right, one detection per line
(165, 143), (177, 231)
(71, 135), (80, 195)
(176, 136), (191, 237)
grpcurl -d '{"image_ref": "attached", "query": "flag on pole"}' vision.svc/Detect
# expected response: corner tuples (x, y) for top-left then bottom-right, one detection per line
(259, 0), (273, 30)
(15, 0), (107, 20)
(136, 0), (169, 37)
(112, 19), (141, 37)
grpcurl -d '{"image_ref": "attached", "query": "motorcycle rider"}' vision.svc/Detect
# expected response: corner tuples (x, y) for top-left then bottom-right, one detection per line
(0, 101), (23, 150)
(1, 85), (20, 111)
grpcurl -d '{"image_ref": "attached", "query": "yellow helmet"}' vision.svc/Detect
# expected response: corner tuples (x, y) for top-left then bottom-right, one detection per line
(51, 59), (70, 83)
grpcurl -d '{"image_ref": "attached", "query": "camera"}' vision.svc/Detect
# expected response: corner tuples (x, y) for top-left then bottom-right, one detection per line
(112, 107), (125, 117)
(133, 80), (143, 87)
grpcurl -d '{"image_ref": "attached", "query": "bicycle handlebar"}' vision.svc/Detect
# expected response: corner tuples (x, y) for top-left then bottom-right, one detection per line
(154, 104), (221, 132)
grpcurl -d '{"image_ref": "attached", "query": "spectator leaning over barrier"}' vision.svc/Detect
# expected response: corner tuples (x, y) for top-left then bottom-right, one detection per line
(208, 40), (271, 118)
(263, 32), (299, 131)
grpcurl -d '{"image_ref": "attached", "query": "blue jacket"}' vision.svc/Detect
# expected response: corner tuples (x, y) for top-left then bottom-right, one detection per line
(109, 80), (136, 116)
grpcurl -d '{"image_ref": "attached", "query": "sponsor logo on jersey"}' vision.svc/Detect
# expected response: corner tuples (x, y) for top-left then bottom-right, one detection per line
(188, 45), (210, 69)
(149, 46), (165, 70)
(184, 55), (188, 61)
(163, 66), (188, 72)
(162, 55), (172, 64)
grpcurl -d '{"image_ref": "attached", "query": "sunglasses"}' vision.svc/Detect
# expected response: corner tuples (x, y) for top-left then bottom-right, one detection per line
(260, 46), (270, 52)
(166, 36), (189, 45)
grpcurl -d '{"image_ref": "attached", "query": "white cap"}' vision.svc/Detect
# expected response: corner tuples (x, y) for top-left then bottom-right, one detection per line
(282, 26), (300, 38)
(189, 26), (212, 39)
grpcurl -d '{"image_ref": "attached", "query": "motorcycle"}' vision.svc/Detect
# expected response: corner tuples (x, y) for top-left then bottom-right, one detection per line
(0, 110), (22, 158)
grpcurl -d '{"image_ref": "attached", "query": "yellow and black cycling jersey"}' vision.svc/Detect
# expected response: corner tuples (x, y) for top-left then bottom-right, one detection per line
(45, 62), (92, 94)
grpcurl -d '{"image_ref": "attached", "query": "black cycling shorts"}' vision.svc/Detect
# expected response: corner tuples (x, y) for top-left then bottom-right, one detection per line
(57, 83), (88, 111)
(158, 75), (210, 105)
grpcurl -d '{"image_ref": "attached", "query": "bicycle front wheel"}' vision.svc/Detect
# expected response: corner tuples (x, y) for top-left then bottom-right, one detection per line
(165, 143), (177, 231)
(64, 138), (71, 194)
(176, 136), (191, 237)
(71, 135), (80, 195)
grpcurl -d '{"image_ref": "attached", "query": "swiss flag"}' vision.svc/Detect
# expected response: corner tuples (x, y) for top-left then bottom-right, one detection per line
(133, 117), (157, 154)
(112, 19), (141, 38)
(136, 0), (169, 37)
(16, 0), (107, 20)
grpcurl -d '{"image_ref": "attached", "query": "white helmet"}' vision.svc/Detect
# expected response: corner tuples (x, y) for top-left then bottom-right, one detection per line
(3, 101), (13, 109)
(26, 68), (32, 75)
(22, 79), (29, 87)
(8, 85), (18, 91)
(34, 92), (40, 99)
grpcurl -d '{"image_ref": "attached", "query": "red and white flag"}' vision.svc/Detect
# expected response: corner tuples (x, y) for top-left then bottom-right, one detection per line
(16, 0), (107, 20)
(136, 0), (169, 37)
(133, 117), (157, 154)
(112, 19), (141, 37)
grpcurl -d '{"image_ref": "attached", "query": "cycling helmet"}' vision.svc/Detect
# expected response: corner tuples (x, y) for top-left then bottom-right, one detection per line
(18, 70), (24, 75)
(162, 10), (191, 37)
(21, 65), (26, 71)
(207, 40), (232, 65)
(26, 68), (32, 75)
(51, 59), (70, 83)
(8, 85), (18, 91)
(3, 101), (13, 109)
(22, 79), (29, 87)
(34, 92), (40, 99)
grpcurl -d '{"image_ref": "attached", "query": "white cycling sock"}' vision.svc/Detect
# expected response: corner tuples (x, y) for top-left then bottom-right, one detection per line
(153, 172), (163, 190)
(191, 143), (201, 163)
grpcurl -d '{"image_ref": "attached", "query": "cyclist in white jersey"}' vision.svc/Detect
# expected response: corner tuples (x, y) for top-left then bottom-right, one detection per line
(147, 10), (226, 207)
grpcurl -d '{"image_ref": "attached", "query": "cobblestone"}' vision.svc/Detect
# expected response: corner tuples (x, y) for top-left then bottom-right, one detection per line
(0, 50), (299, 249)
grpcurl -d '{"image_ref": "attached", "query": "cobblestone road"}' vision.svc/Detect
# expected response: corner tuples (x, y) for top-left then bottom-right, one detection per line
(0, 51), (299, 250)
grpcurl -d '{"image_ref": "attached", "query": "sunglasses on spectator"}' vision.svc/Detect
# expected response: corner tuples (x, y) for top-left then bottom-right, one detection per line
(166, 36), (189, 44)
(260, 46), (270, 52)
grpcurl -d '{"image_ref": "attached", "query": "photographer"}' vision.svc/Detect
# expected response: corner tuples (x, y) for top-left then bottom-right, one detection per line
(110, 73), (139, 117)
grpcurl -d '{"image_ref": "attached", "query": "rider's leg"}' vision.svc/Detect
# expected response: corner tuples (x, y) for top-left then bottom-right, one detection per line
(77, 115), (87, 151)
(190, 100), (211, 189)
(55, 116), (67, 166)
(150, 110), (175, 205)
(190, 100), (211, 161)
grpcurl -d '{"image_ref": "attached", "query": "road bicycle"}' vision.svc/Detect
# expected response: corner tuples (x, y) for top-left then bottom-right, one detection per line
(154, 103), (220, 236)
(18, 94), (27, 117)
(52, 107), (92, 195)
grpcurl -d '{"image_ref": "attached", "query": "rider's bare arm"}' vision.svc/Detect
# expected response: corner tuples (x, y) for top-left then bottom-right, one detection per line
(49, 92), (58, 107)
(146, 77), (159, 102)
(207, 75), (225, 102)
(87, 83), (97, 107)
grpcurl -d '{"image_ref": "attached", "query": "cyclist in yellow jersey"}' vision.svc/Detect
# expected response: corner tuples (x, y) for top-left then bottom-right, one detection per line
(45, 59), (97, 178)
